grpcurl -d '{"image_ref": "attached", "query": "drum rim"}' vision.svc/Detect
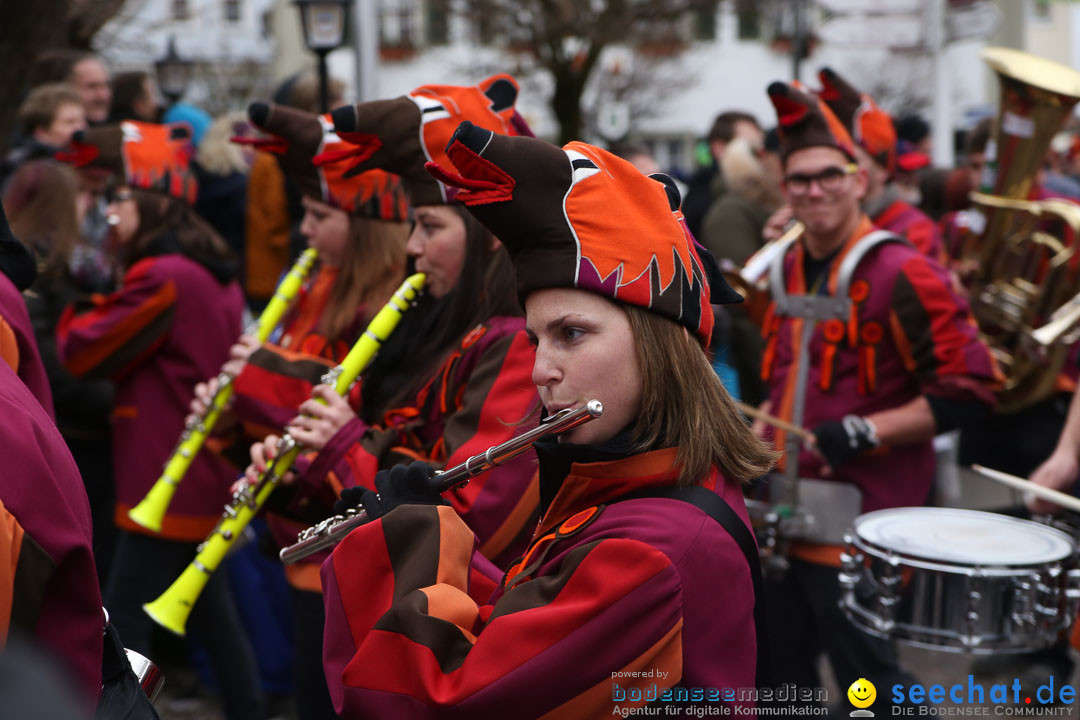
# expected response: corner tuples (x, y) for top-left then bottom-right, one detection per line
(851, 507), (1077, 568)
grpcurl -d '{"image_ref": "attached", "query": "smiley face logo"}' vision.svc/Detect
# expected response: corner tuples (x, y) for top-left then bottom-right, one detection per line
(848, 678), (876, 715)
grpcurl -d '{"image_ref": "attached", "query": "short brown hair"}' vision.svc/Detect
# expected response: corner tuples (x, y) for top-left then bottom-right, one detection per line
(625, 305), (778, 486)
(708, 111), (760, 143)
(18, 83), (82, 135)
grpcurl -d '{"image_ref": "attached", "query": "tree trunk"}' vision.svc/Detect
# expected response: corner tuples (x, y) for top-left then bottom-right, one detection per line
(0, 0), (70, 151)
(551, 67), (585, 146)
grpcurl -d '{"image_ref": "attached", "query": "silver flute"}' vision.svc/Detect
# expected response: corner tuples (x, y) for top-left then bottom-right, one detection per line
(279, 400), (604, 564)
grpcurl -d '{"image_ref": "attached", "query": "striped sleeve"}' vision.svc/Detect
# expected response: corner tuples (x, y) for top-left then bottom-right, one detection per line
(889, 253), (1001, 404)
(0, 498), (56, 648)
(321, 504), (684, 719)
(57, 258), (176, 381)
(305, 327), (540, 562)
(232, 344), (337, 435)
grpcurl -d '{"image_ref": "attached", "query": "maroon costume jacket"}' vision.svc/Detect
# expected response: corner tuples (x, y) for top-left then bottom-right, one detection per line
(299, 316), (541, 571)
(761, 217), (1000, 521)
(0, 272), (54, 419)
(321, 446), (757, 718)
(58, 252), (244, 541)
(0, 360), (101, 707)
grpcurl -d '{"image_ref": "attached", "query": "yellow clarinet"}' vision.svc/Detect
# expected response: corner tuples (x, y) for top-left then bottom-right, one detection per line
(143, 273), (425, 636)
(129, 248), (320, 532)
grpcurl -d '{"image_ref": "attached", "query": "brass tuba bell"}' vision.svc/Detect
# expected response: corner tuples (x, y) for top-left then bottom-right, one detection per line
(962, 48), (1080, 412)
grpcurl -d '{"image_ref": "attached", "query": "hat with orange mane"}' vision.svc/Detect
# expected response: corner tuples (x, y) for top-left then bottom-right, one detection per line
(241, 102), (408, 221)
(59, 121), (198, 204)
(818, 67), (897, 174)
(315, 74), (533, 206)
(424, 122), (742, 347)
(767, 80), (857, 163)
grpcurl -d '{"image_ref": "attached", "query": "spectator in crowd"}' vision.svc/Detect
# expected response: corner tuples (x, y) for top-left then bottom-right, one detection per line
(1, 84), (86, 191)
(245, 70), (344, 310)
(194, 111), (253, 273)
(109, 71), (160, 123)
(895, 113), (931, 156)
(4, 159), (117, 585)
(682, 110), (764, 239)
(28, 51), (112, 126)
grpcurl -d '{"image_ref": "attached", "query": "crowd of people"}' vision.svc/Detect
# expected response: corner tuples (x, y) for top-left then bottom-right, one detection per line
(2, 44), (1080, 720)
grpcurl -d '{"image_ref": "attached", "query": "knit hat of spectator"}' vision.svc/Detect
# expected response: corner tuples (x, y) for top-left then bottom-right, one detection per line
(242, 102), (408, 221)
(316, 74), (534, 206)
(818, 67), (897, 174)
(58, 121), (198, 203)
(767, 81), (857, 163)
(425, 121), (742, 347)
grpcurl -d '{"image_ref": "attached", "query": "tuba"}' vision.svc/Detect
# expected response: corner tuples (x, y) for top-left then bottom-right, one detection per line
(961, 48), (1080, 412)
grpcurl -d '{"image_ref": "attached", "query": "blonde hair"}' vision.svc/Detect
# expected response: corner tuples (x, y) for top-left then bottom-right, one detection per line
(197, 111), (251, 176)
(624, 305), (778, 486)
(319, 216), (409, 341)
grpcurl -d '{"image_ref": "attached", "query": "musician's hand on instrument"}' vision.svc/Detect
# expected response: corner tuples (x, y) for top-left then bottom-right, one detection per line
(809, 415), (880, 474)
(750, 400), (773, 439)
(288, 386), (356, 451)
(1028, 450), (1080, 514)
(248, 434), (298, 485)
(354, 462), (446, 522)
(762, 204), (793, 243)
(223, 334), (261, 376)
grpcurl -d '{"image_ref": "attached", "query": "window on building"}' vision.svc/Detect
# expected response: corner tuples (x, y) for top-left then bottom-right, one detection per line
(173, 0), (190, 21)
(225, 0), (241, 22)
(694, 7), (716, 41)
(1033, 0), (1052, 20)
(736, 0), (761, 40)
(426, 2), (448, 45)
(380, 0), (420, 47)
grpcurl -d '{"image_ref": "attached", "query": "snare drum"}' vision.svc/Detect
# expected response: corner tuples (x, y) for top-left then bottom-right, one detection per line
(840, 507), (1080, 654)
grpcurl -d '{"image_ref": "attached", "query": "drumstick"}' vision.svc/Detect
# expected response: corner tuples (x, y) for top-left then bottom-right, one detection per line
(971, 464), (1080, 514)
(736, 402), (812, 441)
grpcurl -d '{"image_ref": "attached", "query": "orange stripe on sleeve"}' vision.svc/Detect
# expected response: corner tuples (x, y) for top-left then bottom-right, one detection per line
(0, 317), (18, 376)
(0, 499), (25, 647)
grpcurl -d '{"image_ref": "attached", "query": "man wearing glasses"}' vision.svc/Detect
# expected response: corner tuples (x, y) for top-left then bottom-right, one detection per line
(754, 81), (1000, 705)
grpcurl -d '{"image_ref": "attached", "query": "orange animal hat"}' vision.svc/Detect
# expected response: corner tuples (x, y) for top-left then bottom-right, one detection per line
(818, 67), (897, 174)
(768, 81), (857, 163)
(59, 121), (198, 204)
(424, 121), (742, 347)
(316, 74), (533, 206)
(241, 102), (408, 221)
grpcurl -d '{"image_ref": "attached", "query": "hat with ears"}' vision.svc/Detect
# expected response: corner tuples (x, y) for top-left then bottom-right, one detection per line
(767, 81), (857, 163)
(240, 102), (408, 221)
(58, 121), (198, 204)
(818, 67), (897, 174)
(315, 74), (534, 206)
(424, 121), (743, 347)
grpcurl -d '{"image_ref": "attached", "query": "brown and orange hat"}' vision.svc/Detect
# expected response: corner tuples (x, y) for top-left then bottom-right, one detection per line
(241, 102), (408, 221)
(767, 80), (856, 163)
(424, 122), (741, 346)
(316, 74), (533, 206)
(59, 121), (198, 204)
(818, 67), (897, 173)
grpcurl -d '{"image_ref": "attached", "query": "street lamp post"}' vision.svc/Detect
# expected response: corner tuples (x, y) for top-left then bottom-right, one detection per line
(294, 0), (352, 113)
(155, 36), (194, 107)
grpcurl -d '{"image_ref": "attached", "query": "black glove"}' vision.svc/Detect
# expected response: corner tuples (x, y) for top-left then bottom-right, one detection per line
(812, 415), (880, 469)
(332, 462), (445, 521)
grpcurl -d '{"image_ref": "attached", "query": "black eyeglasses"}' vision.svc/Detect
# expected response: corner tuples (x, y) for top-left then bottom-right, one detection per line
(784, 163), (858, 196)
(105, 187), (134, 204)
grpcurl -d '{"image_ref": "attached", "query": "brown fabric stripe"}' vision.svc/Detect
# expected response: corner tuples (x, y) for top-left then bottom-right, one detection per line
(891, 271), (936, 379)
(247, 346), (335, 384)
(85, 304), (176, 380)
(486, 539), (602, 622)
(381, 504), (440, 603)
(9, 531), (55, 635)
(372, 589), (475, 674)
(440, 332), (514, 457)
